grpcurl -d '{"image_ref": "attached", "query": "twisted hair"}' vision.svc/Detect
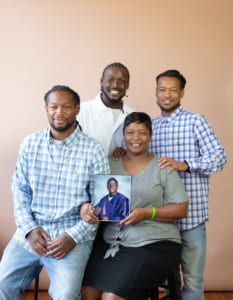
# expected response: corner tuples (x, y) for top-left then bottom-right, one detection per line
(44, 85), (80, 105)
(102, 62), (130, 80)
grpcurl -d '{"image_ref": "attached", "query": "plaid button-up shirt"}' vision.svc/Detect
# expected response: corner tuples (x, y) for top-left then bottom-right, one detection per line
(150, 106), (227, 231)
(12, 127), (109, 251)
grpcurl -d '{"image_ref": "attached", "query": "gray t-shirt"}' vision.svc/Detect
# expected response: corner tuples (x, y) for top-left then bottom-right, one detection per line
(103, 157), (188, 251)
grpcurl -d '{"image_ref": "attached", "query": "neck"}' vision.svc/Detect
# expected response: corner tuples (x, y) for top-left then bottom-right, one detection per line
(50, 124), (76, 141)
(124, 151), (152, 162)
(100, 92), (123, 109)
(123, 151), (154, 176)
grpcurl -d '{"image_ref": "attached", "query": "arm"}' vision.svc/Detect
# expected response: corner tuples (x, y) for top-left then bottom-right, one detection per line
(120, 202), (188, 225)
(12, 139), (39, 237)
(121, 165), (189, 225)
(158, 115), (227, 175)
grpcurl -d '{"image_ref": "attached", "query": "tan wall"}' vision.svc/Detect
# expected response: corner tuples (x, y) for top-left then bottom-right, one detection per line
(0, 0), (232, 291)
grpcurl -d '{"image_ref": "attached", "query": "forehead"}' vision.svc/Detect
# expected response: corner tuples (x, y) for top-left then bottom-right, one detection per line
(125, 122), (149, 131)
(103, 67), (128, 79)
(108, 180), (117, 185)
(47, 91), (75, 104)
(157, 76), (182, 89)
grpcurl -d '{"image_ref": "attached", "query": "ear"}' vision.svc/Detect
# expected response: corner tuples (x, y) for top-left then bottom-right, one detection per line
(180, 89), (185, 98)
(100, 76), (104, 85)
(45, 104), (48, 113)
(75, 104), (80, 116)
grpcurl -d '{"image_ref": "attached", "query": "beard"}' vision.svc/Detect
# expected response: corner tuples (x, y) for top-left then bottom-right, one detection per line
(50, 119), (75, 133)
(157, 102), (181, 114)
(101, 87), (124, 106)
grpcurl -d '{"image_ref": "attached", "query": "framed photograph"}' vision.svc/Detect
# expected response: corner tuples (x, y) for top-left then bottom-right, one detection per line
(93, 174), (131, 221)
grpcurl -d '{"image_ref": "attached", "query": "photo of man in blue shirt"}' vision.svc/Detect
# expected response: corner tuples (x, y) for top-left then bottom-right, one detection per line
(95, 177), (130, 221)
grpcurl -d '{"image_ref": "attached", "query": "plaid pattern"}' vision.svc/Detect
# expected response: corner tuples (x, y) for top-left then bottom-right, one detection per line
(12, 127), (109, 251)
(150, 106), (227, 231)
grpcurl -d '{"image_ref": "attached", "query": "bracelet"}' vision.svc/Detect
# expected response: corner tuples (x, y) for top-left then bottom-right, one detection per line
(151, 206), (156, 220)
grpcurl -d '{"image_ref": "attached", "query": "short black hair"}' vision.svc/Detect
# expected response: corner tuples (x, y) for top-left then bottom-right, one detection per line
(123, 112), (152, 135)
(107, 177), (118, 186)
(44, 85), (80, 105)
(102, 62), (130, 80)
(156, 69), (186, 89)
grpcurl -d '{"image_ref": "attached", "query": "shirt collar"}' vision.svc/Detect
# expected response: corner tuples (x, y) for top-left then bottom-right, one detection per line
(47, 127), (79, 147)
(159, 105), (184, 123)
(96, 93), (125, 112)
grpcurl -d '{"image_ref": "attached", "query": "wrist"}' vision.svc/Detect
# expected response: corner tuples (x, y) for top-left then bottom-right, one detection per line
(184, 160), (190, 172)
(150, 207), (157, 220)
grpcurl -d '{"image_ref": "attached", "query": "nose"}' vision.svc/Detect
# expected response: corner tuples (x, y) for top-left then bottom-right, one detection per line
(164, 89), (171, 97)
(55, 106), (64, 114)
(111, 79), (118, 88)
(132, 132), (140, 139)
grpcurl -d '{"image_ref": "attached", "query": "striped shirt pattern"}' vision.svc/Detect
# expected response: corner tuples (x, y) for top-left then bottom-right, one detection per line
(12, 127), (110, 251)
(150, 106), (227, 231)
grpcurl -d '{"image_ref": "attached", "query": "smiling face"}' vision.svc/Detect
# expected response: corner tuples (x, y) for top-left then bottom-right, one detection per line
(156, 76), (184, 116)
(100, 66), (129, 107)
(123, 121), (152, 156)
(45, 90), (80, 140)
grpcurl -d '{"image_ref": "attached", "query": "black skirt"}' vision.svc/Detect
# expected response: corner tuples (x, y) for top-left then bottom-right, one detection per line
(82, 237), (181, 299)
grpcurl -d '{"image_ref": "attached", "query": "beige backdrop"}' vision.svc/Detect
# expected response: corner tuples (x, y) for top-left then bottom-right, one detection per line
(0, 0), (232, 291)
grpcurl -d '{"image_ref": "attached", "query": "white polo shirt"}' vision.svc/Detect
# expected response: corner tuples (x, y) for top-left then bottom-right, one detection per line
(77, 93), (134, 156)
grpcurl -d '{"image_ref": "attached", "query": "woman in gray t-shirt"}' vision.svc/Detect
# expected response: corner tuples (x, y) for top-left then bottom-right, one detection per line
(82, 112), (188, 300)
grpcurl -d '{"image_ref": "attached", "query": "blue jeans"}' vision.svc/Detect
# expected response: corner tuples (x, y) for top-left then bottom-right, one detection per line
(181, 222), (206, 300)
(0, 238), (93, 300)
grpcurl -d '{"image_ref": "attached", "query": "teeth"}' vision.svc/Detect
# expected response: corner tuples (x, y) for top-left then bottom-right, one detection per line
(111, 90), (119, 95)
(132, 143), (140, 147)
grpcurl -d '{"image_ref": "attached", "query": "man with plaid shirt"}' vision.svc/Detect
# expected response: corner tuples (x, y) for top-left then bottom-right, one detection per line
(0, 85), (109, 300)
(150, 70), (227, 300)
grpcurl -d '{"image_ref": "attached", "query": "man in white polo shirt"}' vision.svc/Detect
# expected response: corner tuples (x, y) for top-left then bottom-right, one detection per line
(77, 62), (134, 156)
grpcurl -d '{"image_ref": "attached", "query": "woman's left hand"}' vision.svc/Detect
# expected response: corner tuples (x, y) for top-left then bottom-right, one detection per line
(120, 207), (150, 225)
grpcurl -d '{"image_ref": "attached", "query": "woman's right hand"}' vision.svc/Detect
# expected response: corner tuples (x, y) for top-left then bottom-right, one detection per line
(80, 203), (99, 224)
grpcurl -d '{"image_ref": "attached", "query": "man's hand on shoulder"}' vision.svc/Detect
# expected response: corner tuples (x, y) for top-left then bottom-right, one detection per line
(111, 147), (126, 160)
(158, 157), (189, 174)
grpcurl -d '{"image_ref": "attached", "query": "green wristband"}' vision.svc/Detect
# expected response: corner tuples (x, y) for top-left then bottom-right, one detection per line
(151, 206), (156, 220)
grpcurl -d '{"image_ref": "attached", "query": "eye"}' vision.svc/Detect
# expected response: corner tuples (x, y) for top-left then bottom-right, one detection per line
(125, 130), (134, 135)
(158, 88), (166, 92)
(118, 79), (126, 84)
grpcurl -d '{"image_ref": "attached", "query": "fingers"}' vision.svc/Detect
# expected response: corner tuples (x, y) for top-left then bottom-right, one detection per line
(81, 203), (99, 224)
(166, 166), (175, 174)
(158, 157), (170, 168)
(111, 147), (126, 160)
(158, 157), (177, 173)
(46, 233), (76, 259)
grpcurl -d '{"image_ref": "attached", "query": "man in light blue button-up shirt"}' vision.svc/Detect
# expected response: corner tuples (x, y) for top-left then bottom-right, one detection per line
(0, 85), (109, 300)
